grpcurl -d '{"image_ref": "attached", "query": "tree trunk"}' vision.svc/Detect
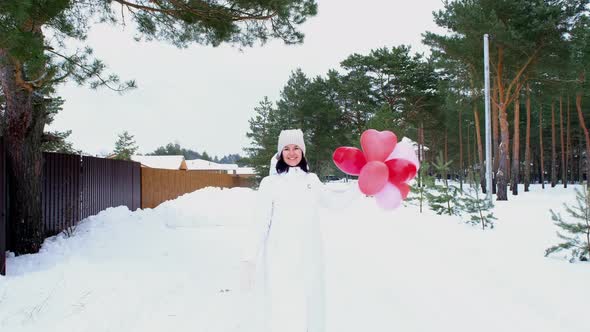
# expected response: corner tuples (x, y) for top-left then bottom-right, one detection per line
(560, 96), (566, 188)
(506, 108), (511, 185)
(567, 95), (572, 184)
(578, 130), (584, 184)
(495, 47), (509, 201)
(459, 108), (463, 190)
(419, 125), (428, 210)
(511, 92), (521, 195)
(0, 50), (45, 254)
(540, 103), (545, 189)
(417, 124), (423, 212)
(474, 103), (485, 193)
(465, 123), (473, 174)
(524, 83), (531, 192)
(576, 93), (590, 183)
(420, 125), (425, 165)
(426, 128), (432, 165)
(492, 84), (499, 194)
(496, 101), (510, 201)
(529, 146), (540, 184)
(551, 101), (557, 187)
(492, 42), (538, 199)
(444, 130), (448, 165)
(488, 40), (538, 198)
(497, 101), (510, 200)
(443, 130), (448, 181)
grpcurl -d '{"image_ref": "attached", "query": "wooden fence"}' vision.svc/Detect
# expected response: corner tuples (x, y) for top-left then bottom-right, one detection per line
(141, 168), (253, 209)
(0, 145), (251, 275)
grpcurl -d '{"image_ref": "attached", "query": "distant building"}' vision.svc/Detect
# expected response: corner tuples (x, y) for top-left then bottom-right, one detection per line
(186, 159), (235, 172)
(186, 159), (255, 177)
(235, 167), (256, 177)
(131, 155), (188, 170)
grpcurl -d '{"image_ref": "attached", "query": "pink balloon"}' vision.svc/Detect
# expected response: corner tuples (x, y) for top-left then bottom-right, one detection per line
(385, 141), (419, 171)
(361, 129), (397, 162)
(332, 147), (367, 176)
(375, 182), (403, 210)
(358, 161), (389, 195)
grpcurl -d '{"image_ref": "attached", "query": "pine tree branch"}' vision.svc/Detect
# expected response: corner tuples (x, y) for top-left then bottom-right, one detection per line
(45, 48), (132, 92)
(504, 78), (525, 110)
(504, 46), (541, 108)
(111, 0), (178, 15)
(13, 60), (35, 92)
(168, 0), (219, 19)
(123, 4), (179, 35)
(173, 0), (277, 21)
(113, 0), (278, 22)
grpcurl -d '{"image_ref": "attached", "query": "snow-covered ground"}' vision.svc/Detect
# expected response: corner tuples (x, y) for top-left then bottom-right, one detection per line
(1, 183), (589, 332)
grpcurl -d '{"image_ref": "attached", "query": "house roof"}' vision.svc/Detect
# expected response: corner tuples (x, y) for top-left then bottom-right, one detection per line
(186, 159), (237, 171)
(235, 167), (255, 175)
(131, 155), (187, 170)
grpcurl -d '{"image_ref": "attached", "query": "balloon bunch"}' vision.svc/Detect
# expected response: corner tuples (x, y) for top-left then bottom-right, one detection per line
(332, 129), (420, 209)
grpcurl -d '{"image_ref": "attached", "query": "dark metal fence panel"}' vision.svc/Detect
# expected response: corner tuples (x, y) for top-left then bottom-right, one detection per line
(133, 164), (141, 210)
(42, 153), (81, 237)
(81, 156), (140, 220)
(0, 137), (6, 276)
(81, 156), (98, 220)
(2, 152), (140, 275)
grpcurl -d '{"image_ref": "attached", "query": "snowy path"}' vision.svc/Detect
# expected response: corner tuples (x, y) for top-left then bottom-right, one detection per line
(1, 185), (590, 332)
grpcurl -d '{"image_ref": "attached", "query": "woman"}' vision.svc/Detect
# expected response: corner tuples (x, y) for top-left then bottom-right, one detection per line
(244, 129), (345, 332)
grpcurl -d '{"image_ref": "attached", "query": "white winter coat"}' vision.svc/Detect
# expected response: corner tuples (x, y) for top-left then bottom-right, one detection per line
(246, 167), (328, 332)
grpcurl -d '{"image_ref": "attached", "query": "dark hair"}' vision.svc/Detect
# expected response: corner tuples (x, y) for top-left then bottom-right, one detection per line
(276, 153), (309, 174)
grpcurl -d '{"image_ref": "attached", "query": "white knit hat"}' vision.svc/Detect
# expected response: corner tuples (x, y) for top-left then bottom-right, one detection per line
(277, 129), (306, 157)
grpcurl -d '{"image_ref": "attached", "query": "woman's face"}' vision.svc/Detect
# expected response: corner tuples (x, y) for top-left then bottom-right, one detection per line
(282, 144), (303, 167)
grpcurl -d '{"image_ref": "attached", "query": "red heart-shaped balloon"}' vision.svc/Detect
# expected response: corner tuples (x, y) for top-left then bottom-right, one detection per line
(385, 158), (417, 184)
(358, 161), (389, 195)
(397, 182), (410, 199)
(361, 129), (397, 162)
(332, 147), (367, 176)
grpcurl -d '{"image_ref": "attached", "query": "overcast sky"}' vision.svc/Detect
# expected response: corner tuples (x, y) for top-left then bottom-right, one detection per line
(50, 0), (446, 158)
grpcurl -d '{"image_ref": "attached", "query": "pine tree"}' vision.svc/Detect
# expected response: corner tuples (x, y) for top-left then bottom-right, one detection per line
(151, 143), (184, 156)
(41, 130), (79, 154)
(201, 151), (212, 161)
(425, 153), (460, 216)
(407, 161), (434, 213)
(149, 143), (206, 160)
(426, 0), (586, 200)
(0, 0), (317, 254)
(545, 186), (590, 262)
(39, 97), (79, 154)
(458, 168), (496, 230)
(367, 105), (398, 132)
(244, 96), (286, 179)
(220, 154), (243, 164)
(113, 131), (138, 160)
